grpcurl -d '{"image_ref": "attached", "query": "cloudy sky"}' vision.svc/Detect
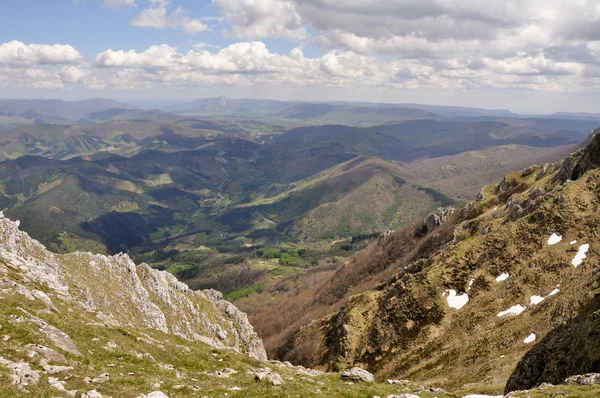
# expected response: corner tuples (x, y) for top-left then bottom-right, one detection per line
(2, 0), (600, 113)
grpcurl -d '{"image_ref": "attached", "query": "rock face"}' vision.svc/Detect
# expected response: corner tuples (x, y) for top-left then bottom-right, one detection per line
(0, 213), (266, 360)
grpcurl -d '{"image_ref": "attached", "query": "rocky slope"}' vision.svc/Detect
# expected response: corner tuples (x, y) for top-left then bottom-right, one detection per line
(277, 130), (600, 393)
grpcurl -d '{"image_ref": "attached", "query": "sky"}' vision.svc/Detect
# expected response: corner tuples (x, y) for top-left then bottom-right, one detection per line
(2, 0), (600, 113)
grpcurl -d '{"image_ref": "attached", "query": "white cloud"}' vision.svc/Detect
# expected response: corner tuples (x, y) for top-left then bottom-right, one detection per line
(92, 41), (421, 91)
(212, 0), (307, 39)
(59, 66), (90, 84)
(131, 1), (207, 34)
(0, 41), (83, 66)
(101, 0), (136, 8)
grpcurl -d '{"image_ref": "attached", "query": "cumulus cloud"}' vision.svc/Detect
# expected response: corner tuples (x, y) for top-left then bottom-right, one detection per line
(212, 0), (307, 39)
(0, 41), (83, 66)
(101, 0), (136, 8)
(6, 0), (600, 97)
(131, 0), (207, 34)
(93, 41), (419, 90)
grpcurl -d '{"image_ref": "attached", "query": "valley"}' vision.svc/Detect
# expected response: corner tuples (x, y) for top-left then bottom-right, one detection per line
(0, 98), (587, 303)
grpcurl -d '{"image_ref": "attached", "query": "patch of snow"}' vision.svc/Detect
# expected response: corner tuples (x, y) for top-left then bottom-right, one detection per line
(495, 272), (509, 282)
(447, 289), (469, 310)
(572, 244), (589, 267)
(523, 333), (536, 344)
(500, 355), (505, 358)
(547, 233), (562, 245)
(548, 288), (560, 296)
(468, 279), (475, 290)
(442, 290), (447, 297)
(497, 304), (526, 317)
(570, 240), (577, 245)
(530, 295), (545, 305)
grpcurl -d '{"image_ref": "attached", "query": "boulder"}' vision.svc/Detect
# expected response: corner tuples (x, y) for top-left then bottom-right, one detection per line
(341, 367), (374, 382)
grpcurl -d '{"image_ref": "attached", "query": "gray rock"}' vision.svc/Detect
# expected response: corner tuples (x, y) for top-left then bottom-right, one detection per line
(564, 373), (600, 386)
(268, 372), (284, 386)
(424, 207), (455, 232)
(43, 364), (73, 374)
(341, 367), (374, 382)
(521, 166), (536, 177)
(143, 393), (168, 398)
(387, 395), (420, 398)
(84, 373), (110, 384)
(496, 176), (509, 193)
(82, 390), (103, 398)
(387, 379), (410, 385)
(0, 357), (40, 389)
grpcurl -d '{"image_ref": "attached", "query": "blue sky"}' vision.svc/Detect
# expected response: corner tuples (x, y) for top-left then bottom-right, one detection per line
(1, 0), (600, 113)
(0, 1), (314, 59)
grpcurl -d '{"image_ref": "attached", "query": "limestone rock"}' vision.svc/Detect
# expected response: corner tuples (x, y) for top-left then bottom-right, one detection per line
(386, 395), (420, 398)
(424, 207), (455, 232)
(341, 367), (374, 382)
(0, 214), (266, 360)
(564, 373), (600, 386)
(268, 372), (284, 386)
(0, 357), (40, 389)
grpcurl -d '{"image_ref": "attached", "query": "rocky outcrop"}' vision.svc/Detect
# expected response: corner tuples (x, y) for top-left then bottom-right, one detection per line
(424, 206), (455, 232)
(0, 213), (266, 360)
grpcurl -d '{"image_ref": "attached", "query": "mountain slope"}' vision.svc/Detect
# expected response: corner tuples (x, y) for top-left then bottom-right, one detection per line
(255, 130), (600, 392)
(224, 156), (455, 240)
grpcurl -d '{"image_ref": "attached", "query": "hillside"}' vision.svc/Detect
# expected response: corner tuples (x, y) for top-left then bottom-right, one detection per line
(2, 205), (600, 397)
(0, 119), (238, 161)
(223, 156), (455, 240)
(241, 130), (600, 394)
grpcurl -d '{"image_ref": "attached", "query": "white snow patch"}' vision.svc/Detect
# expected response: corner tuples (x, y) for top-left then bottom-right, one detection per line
(447, 289), (469, 310)
(530, 295), (545, 305)
(468, 279), (475, 290)
(442, 290), (447, 297)
(523, 333), (536, 344)
(570, 240), (577, 245)
(530, 286), (561, 305)
(497, 304), (526, 317)
(500, 355), (505, 358)
(495, 272), (509, 282)
(547, 233), (562, 245)
(572, 244), (589, 267)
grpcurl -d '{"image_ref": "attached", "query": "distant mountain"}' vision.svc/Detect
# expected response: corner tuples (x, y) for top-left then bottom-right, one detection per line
(0, 118), (246, 161)
(550, 111), (600, 120)
(0, 98), (134, 123)
(272, 120), (585, 165)
(166, 97), (523, 126)
(167, 95), (292, 115)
